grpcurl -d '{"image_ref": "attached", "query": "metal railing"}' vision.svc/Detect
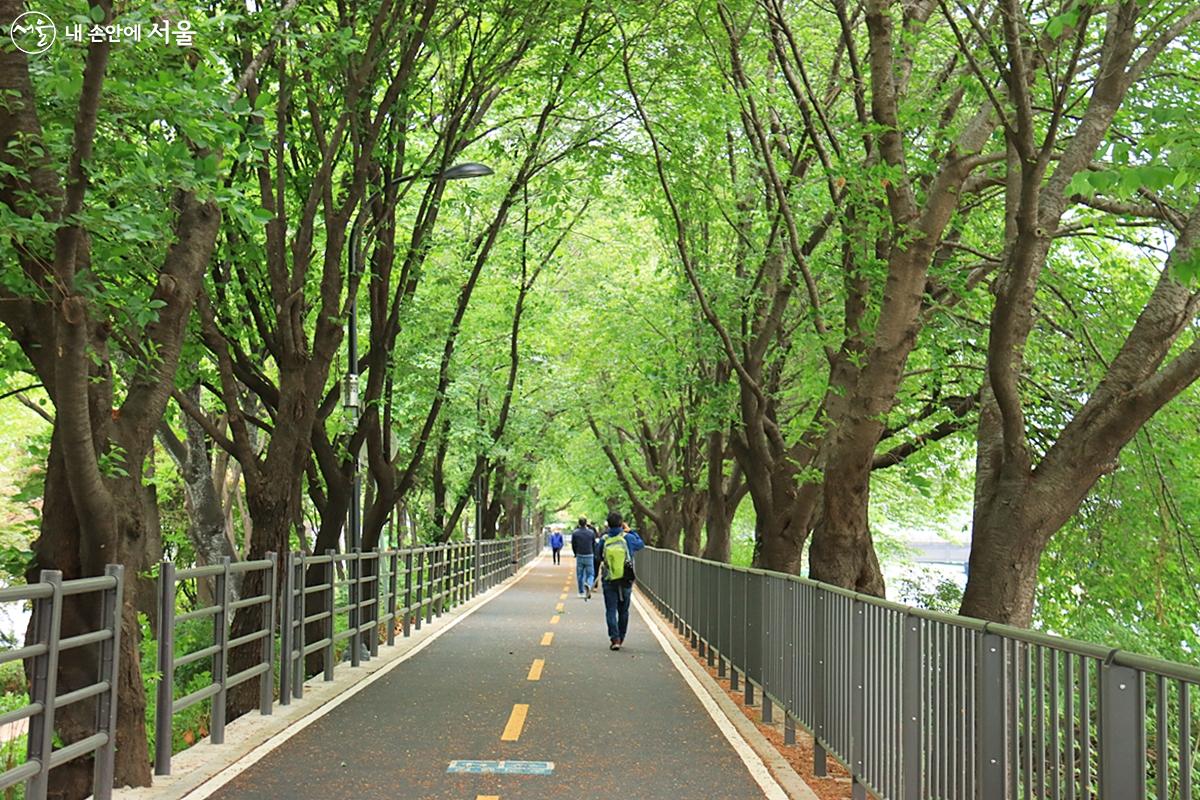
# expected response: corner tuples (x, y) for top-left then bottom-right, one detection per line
(154, 535), (538, 774)
(154, 555), (277, 775)
(638, 547), (1200, 800)
(0, 567), (124, 800)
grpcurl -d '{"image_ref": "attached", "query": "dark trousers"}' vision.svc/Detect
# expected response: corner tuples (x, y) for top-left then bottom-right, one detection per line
(602, 580), (631, 641)
(552, 547), (561, 564)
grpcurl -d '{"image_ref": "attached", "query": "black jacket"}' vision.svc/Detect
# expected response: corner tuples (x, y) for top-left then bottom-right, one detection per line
(569, 527), (594, 556)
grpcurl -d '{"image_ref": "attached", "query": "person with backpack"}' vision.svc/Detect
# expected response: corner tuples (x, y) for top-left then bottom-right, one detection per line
(549, 529), (564, 564)
(599, 512), (644, 650)
(569, 518), (597, 598)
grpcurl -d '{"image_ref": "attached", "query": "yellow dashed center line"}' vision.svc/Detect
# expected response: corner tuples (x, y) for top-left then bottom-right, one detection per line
(550, 615), (560, 625)
(555, 602), (564, 612)
(541, 632), (554, 645)
(527, 658), (544, 681)
(477, 795), (500, 800)
(559, 593), (567, 600)
(501, 704), (529, 741)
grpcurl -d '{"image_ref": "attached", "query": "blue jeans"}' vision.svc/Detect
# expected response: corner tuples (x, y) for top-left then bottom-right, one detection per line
(602, 580), (631, 641)
(575, 555), (594, 594)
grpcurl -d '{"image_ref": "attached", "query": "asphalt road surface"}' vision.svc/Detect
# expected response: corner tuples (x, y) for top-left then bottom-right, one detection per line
(208, 555), (771, 799)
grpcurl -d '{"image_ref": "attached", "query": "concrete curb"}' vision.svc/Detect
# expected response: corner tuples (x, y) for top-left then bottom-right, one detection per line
(633, 589), (822, 800)
(111, 554), (544, 800)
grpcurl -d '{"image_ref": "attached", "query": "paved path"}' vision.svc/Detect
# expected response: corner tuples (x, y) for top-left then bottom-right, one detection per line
(206, 555), (773, 799)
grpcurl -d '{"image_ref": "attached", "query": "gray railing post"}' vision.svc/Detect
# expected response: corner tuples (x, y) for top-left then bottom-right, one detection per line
(367, 550), (379, 657)
(27, 570), (62, 800)
(850, 599), (866, 800)
(745, 572), (757, 707)
(154, 560), (176, 775)
(403, 549), (413, 637)
(977, 631), (1005, 800)
(1100, 658), (1145, 798)
(901, 612), (922, 800)
(474, 539), (482, 598)
(435, 546), (443, 617)
(461, 543), (468, 598)
(260, 552), (276, 715)
(435, 546), (445, 618)
(93, 565), (123, 800)
(279, 552), (294, 707)
(323, 551), (335, 680)
(371, 549), (381, 657)
(211, 557), (230, 745)
(293, 552), (306, 699)
(349, 548), (361, 667)
(414, 549), (425, 630)
(387, 551), (398, 646)
(812, 590), (827, 777)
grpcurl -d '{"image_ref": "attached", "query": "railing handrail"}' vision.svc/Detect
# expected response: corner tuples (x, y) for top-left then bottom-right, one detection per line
(642, 545), (1200, 683)
(0, 567), (124, 800)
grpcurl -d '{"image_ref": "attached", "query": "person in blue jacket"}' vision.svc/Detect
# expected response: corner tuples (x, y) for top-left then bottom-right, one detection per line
(598, 512), (644, 651)
(549, 530), (564, 564)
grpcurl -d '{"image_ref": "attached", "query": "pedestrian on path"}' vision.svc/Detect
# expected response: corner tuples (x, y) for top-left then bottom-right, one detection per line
(570, 518), (596, 598)
(549, 530), (564, 564)
(599, 512), (644, 651)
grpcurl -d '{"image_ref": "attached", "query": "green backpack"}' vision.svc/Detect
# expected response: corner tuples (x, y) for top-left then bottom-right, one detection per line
(603, 534), (631, 582)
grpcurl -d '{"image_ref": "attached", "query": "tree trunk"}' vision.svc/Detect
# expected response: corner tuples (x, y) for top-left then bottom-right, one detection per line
(226, 480), (292, 718)
(702, 429), (745, 563)
(808, 425), (886, 595)
(650, 496), (682, 551)
(161, 396), (239, 605)
(681, 491), (705, 557)
(743, 452), (820, 573)
(959, 498), (1044, 626)
(31, 436), (157, 796)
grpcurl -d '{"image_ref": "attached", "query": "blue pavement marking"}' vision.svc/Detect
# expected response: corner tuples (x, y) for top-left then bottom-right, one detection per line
(446, 760), (555, 776)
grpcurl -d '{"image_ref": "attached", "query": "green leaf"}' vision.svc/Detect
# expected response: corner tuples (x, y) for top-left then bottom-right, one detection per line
(1171, 251), (1200, 286)
(1133, 165), (1175, 192)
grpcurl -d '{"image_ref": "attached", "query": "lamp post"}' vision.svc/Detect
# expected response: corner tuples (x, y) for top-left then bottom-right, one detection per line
(345, 162), (493, 554)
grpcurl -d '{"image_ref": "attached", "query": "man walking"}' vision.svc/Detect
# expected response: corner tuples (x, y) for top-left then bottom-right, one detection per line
(549, 529), (564, 564)
(569, 518), (596, 598)
(598, 512), (644, 650)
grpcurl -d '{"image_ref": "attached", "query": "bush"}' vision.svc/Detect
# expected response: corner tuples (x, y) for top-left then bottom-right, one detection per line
(0, 662), (24, 695)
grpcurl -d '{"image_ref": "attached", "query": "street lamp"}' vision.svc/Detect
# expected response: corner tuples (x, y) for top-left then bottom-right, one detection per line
(345, 162), (493, 554)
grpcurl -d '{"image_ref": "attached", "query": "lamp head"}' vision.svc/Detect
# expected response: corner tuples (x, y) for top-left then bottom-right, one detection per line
(438, 162), (494, 180)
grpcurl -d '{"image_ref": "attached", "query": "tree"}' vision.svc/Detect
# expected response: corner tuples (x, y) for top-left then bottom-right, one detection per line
(0, 0), (290, 790)
(621, 0), (995, 588)
(961, 0), (1200, 624)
